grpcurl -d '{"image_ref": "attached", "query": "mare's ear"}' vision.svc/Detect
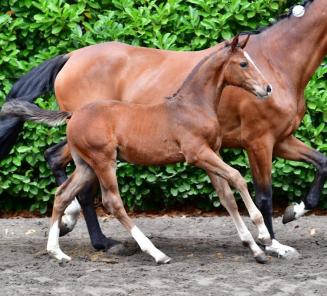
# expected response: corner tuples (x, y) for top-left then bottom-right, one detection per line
(230, 34), (239, 52)
(238, 34), (251, 49)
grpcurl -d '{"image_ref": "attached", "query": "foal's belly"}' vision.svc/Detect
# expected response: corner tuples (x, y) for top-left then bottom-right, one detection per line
(117, 142), (185, 166)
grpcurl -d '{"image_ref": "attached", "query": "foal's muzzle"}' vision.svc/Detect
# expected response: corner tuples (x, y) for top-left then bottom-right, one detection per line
(255, 84), (273, 99)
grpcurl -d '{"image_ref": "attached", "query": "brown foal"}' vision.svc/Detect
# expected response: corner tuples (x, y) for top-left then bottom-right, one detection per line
(2, 1), (325, 258)
(1, 36), (272, 263)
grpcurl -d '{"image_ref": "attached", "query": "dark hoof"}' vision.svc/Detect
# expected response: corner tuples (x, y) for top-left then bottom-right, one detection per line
(282, 205), (296, 224)
(157, 255), (172, 265)
(59, 223), (73, 237)
(254, 253), (269, 264)
(92, 236), (122, 251)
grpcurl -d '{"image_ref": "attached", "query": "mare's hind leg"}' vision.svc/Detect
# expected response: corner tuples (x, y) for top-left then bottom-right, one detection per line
(47, 159), (96, 261)
(274, 135), (327, 223)
(96, 163), (171, 264)
(207, 172), (267, 263)
(44, 139), (121, 250)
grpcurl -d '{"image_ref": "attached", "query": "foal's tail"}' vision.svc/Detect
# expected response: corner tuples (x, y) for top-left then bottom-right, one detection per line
(0, 54), (69, 160)
(1, 100), (71, 127)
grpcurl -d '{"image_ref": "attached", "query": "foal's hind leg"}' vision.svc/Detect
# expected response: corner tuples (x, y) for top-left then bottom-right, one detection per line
(207, 172), (268, 263)
(44, 139), (121, 250)
(96, 163), (171, 264)
(47, 161), (96, 261)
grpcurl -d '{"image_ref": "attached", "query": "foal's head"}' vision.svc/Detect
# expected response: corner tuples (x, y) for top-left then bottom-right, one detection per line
(223, 35), (272, 98)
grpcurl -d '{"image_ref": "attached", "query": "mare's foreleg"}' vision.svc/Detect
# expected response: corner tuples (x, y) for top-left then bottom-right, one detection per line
(44, 140), (121, 250)
(96, 162), (171, 264)
(247, 139), (300, 258)
(207, 172), (268, 263)
(273, 135), (327, 223)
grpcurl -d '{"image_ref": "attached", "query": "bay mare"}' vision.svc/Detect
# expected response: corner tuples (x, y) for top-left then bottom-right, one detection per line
(1, 37), (272, 263)
(0, 0), (326, 257)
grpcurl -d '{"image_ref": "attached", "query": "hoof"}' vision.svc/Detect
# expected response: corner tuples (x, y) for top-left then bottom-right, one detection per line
(59, 223), (73, 237)
(282, 205), (296, 224)
(265, 239), (301, 259)
(48, 250), (72, 262)
(92, 236), (123, 251)
(254, 253), (269, 264)
(59, 215), (77, 237)
(156, 255), (172, 265)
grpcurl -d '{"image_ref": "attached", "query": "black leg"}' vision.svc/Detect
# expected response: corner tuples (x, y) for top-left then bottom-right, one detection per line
(302, 150), (327, 209)
(77, 183), (122, 250)
(44, 139), (122, 250)
(254, 182), (274, 239)
(273, 136), (327, 223)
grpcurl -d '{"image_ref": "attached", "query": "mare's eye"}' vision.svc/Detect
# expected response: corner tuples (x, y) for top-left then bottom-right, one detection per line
(240, 62), (248, 68)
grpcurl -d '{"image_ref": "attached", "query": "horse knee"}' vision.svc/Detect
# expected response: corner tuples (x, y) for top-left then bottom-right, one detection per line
(112, 200), (125, 218)
(230, 170), (247, 191)
(102, 195), (122, 215)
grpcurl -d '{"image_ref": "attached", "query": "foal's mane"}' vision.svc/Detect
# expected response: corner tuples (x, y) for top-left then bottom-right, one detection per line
(166, 47), (225, 100)
(241, 0), (315, 35)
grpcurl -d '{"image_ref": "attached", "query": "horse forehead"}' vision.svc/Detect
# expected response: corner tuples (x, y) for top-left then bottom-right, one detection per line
(244, 51), (262, 72)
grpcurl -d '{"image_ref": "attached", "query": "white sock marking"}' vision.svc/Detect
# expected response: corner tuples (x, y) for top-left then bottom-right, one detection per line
(265, 239), (300, 259)
(131, 226), (170, 263)
(47, 220), (71, 261)
(61, 198), (81, 231)
(293, 201), (309, 219)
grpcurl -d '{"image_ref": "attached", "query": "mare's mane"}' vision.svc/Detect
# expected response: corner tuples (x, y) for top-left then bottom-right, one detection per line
(241, 0), (314, 35)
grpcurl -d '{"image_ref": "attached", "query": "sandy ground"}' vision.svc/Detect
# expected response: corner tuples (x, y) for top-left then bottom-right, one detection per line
(0, 215), (327, 296)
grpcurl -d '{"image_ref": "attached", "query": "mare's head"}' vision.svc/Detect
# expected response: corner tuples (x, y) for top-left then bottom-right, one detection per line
(223, 35), (272, 98)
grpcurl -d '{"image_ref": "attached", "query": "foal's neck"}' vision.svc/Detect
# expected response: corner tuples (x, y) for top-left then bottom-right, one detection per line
(168, 46), (228, 113)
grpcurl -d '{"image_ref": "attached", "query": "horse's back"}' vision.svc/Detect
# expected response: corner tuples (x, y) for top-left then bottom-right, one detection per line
(54, 42), (214, 112)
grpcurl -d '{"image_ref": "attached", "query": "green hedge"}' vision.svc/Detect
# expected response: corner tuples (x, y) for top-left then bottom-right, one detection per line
(0, 0), (326, 213)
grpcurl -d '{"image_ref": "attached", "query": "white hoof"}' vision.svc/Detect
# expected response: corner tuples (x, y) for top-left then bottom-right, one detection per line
(265, 239), (301, 259)
(47, 248), (72, 262)
(156, 254), (172, 264)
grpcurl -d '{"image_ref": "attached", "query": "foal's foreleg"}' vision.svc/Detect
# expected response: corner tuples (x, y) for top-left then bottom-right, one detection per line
(191, 147), (271, 245)
(207, 172), (268, 263)
(97, 165), (171, 264)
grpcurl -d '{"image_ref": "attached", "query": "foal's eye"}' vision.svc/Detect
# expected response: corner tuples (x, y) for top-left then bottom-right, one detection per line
(240, 62), (248, 68)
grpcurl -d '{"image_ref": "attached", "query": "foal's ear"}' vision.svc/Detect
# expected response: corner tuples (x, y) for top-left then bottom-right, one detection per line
(238, 34), (251, 49)
(230, 34), (239, 52)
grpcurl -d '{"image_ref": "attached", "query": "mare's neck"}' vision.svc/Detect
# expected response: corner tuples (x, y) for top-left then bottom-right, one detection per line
(170, 46), (228, 113)
(253, 0), (327, 95)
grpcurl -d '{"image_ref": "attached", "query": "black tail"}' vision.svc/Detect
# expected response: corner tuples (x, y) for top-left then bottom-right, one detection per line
(0, 54), (69, 160)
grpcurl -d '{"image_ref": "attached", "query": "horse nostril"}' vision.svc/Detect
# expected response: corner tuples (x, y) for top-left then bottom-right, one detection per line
(267, 85), (272, 94)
